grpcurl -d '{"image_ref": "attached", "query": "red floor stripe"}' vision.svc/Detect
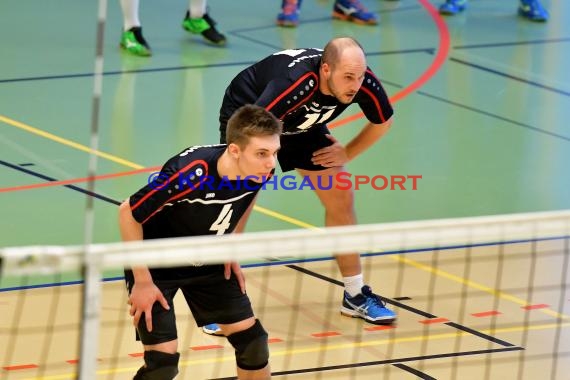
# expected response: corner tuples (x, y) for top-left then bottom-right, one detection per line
(522, 304), (550, 310)
(364, 325), (396, 331)
(419, 317), (449, 324)
(128, 352), (144, 357)
(0, 166), (160, 193)
(190, 345), (224, 351)
(268, 338), (283, 343)
(311, 331), (341, 338)
(3, 364), (39, 370)
(472, 311), (502, 318)
(66, 358), (102, 364)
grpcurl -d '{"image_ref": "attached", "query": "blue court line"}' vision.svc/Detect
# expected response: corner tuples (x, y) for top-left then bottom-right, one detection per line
(416, 90), (570, 142)
(0, 159), (121, 204)
(454, 37), (570, 50)
(2, 235), (567, 293)
(0, 47), (433, 85)
(449, 57), (570, 97)
(0, 61), (257, 84)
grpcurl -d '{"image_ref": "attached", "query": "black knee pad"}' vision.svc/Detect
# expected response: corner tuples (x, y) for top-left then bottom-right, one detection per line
(227, 319), (269, 371)
(133, 350), (180, 380)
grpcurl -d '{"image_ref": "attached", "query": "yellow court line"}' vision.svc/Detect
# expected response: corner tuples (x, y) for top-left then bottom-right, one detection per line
(0, 114), (143, 170)
(24, 321), (570, 379)
(394, 255), (570, 320)
(4, 115), (569, 325)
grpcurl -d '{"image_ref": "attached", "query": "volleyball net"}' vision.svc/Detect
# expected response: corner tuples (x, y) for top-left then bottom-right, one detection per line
(1, 210), (569, 379)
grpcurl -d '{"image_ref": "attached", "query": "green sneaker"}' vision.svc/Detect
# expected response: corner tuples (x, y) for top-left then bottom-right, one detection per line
(182, 12), (226, 46)
(120, 27), (151, 57)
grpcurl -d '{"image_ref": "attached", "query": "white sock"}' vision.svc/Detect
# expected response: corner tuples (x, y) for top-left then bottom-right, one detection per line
(343, 274), (364, 298)
(120, 0), (141, 31)
(189, 0), (207, 18)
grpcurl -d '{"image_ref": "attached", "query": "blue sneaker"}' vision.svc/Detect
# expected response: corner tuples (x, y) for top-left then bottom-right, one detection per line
(341, 285), (396, 324)
(438, 0), (467, 15)
(332, 0), (377, 25)
(276, 0), (302, 27)
(202, 323), (223, 336)
(518, 0), (548, 22)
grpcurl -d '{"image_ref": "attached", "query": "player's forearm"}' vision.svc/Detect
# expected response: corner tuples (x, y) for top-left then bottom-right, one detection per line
(345, 118), (393, 161)
(118, 199), (153, 283)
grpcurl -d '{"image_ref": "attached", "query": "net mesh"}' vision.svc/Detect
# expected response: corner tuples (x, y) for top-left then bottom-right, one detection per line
(1, 210), (569, 379)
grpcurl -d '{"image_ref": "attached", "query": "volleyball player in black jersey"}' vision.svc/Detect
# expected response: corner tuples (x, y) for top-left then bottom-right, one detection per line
(214, 37), (396, 332)
(119, 105), (281, 379)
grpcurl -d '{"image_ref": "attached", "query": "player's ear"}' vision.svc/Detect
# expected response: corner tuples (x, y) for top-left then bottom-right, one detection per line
(228, 143), (241, 158)
(321, 62), (331, 77)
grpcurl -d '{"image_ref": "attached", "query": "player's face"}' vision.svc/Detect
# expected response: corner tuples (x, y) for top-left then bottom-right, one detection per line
(326, 62), (366, 104)
(323, 48), (367, 104)
(237, 135), (280, 183)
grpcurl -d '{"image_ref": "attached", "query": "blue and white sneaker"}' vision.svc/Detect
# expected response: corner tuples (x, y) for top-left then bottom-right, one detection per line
(341, 285), (396, 324)
(202, 323), (223, 336)
(276, 0), (302, 27)
(438, 0), (467, 15)
(518, 0), (548, 22)
(332, 0), (377, 25)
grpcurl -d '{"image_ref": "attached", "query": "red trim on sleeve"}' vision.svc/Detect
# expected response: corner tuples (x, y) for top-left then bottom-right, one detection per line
(359, 86), (386, 124)
(265, 72), (319, 118)
(131, 160), (209, 223)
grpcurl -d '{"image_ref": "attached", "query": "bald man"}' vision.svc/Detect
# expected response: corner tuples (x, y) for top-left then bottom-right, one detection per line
(203, 38), (396, 335)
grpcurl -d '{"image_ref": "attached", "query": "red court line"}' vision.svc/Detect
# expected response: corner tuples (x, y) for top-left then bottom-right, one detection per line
(128, 352), (144, 357)
(190, 345), (224, 351)
(66, 358), (102, 364)
(471, 311), (502, 318)
(329, 0), (450, 129)
(0, 166), (160, 193)
(522, 304), (550, 310)
(419, 317), (450, 324)
(2, 364), (39, 370)
(364, 325), (396, 331)
(2, 2), (449, 194)
(311, 331), (341, 338)
(268, 338), (283, 343)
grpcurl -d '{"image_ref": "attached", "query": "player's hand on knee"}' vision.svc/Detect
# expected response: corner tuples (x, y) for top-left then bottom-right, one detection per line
(224, 261), (246, 294)
(311, 134), (348, 167)
(129, 282), (170, 331)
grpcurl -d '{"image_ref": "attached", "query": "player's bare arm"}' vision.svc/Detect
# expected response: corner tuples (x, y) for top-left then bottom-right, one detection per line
(119, 199), (170, 331)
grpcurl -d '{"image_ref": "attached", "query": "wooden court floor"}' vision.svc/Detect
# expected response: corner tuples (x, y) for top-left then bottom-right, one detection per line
(1, 0), (569, 378)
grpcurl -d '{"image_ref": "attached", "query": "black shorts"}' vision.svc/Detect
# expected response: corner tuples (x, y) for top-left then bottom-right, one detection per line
(125, 267), (254, 345)
(277, 124), (334, 172)
(220, 123), (334, 172)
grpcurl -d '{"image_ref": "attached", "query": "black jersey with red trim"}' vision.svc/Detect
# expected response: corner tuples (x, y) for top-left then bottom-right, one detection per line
(219, 48), (393, 136)
(128, 145), (260, 278)
(130, 144), (259, 239)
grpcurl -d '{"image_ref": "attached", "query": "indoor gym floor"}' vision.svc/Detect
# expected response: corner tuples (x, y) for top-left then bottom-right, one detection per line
(1, 0), (570, 379)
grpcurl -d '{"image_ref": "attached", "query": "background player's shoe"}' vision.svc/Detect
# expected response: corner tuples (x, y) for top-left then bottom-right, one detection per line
(120, 27), (151, 57)
(518, 0), (548, 21)
(438, 0), (467, 15)
(341, 285), (396, 324)
(202, 323), (223, 336)
(276, 0), (302, 27)
(332, 0), (377, 25)
(182, 12), (227, 46)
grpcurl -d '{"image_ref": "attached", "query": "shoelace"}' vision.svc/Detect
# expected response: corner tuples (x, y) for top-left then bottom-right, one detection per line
(347, 0), (369, 12)
(363, 292), (387, 309)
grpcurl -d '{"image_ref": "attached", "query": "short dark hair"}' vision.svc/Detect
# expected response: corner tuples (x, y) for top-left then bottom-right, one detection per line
(226, 105), (282, 148)
(321, 37), (364, 69)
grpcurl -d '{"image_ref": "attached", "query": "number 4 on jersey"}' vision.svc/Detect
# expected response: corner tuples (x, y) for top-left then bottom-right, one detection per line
(210, 204), (233, 235)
